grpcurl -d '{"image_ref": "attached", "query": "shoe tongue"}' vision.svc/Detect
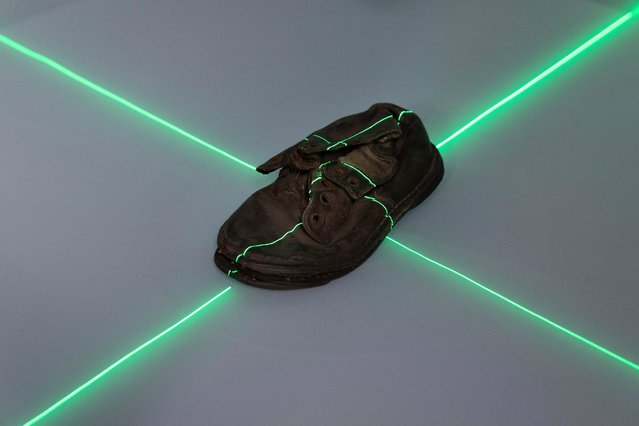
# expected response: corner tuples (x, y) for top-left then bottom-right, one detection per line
(287, 149), (320, 171)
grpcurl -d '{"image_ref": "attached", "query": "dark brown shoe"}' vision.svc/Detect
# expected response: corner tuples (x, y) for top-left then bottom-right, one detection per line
(214, 103), (444, 289)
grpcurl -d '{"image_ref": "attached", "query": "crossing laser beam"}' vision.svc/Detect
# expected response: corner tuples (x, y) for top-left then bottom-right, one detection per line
(0, 34), (255, 171)
(0, 8), (633, 157)
(435, 10), (634, 149)
(385, 237), (639, 372)
(2, 5), (637, 425)
(22, 286), (231, 426)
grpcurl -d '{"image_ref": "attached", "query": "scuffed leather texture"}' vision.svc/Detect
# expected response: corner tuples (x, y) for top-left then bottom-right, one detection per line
(322, 162), (376, 199)
(215, 102), (444, 289)
(303, 176), (351, 244)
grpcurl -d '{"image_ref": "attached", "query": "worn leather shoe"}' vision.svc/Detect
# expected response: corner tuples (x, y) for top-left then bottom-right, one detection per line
(214, 103), (444, 289)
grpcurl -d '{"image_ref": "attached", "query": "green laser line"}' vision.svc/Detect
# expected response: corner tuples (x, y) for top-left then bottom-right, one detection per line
(326, 115), (395, 150)
(385, 237), (639, 371)
(1, 8), (635, 424)
(435, 11), (634, 149)
(228, 8), (634, 373)
(0, 35), (255, 172)
(22, 286), (232, 426)
(364, 196), (394, 228)
(312, 134), (332, 144)
(396, 110), (414, 123)
(0, 10), (632, 160)
(234, 222), (304, 263)
(339, 161), (377, 187)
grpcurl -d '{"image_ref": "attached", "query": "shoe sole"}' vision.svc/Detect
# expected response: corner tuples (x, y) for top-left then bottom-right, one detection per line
(214, 144), (444, 290)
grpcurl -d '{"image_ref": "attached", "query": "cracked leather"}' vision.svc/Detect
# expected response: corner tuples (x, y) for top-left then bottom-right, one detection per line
(214, 102), (444, 289)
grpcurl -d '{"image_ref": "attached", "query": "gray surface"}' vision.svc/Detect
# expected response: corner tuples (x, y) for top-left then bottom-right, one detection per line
(1, 0), (638, 424)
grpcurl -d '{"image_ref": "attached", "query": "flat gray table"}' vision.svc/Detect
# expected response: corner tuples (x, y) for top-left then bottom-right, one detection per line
(1, 0), (638, 424)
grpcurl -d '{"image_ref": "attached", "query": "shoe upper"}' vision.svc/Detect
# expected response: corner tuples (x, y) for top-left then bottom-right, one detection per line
(216, 102), (439, 279)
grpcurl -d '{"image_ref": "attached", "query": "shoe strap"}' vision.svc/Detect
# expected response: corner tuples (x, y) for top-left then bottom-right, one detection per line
(256, 104), (407, 174)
